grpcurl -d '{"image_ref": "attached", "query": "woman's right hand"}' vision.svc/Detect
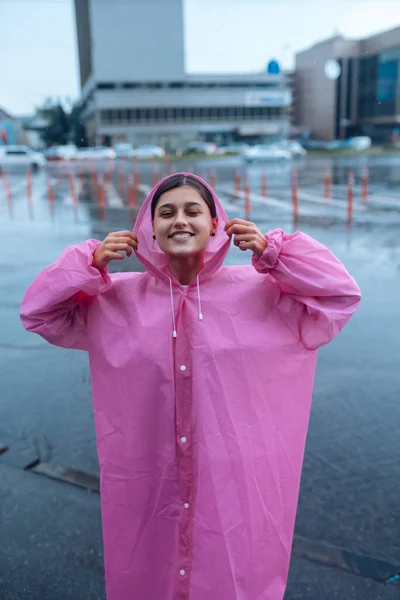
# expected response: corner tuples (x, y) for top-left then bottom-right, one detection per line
(92, 231), (138, 270)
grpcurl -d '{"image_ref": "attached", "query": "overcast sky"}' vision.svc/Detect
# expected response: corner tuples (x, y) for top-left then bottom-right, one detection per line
(1, 0), (399, 115)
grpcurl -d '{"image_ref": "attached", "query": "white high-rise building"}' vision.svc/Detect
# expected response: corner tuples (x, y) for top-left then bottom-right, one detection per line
(74, 0), (291, 148)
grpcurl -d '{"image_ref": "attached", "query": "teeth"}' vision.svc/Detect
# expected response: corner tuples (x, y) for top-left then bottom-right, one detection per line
(172, 233), (192, 238)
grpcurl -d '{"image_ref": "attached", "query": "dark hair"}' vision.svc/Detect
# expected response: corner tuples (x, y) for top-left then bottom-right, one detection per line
(151, 174), (217, 220)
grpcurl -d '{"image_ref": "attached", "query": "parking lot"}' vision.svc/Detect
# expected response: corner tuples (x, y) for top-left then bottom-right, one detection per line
(0, 153), (399, 599)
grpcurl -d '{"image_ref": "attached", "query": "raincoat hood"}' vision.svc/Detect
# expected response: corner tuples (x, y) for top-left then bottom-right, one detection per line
(133, 173), (231, 284)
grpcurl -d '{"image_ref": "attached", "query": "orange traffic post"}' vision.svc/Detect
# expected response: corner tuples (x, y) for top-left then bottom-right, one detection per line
(97, 173), (105, 220)
(210, 167), (216, 190)
(261, 166), (267, 197)
(152, 162), (159, 188)
(163, 155), (168, 178)
(244, 173), (251, 221)
(2, 172), (13, 217)
(347, 171), (354, 227)
(119, 158), (126, 201)
(91, 168), (97, 195)
(128, 173), (135, 208)
(324, 167), (331, 200)
(291, 167), (299, 226)
(47, 174), (55, 218)
(234, 168), (241, 200)
(134, 158), (140, 189)
(361, 166), (369, 208)
(26, 168), (33, 220)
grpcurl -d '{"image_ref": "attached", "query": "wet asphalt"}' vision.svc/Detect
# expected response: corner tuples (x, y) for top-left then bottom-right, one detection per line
(0, 155), (399, 599)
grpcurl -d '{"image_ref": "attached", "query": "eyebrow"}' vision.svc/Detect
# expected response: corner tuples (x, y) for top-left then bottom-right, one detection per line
(158, 202), (203, 211)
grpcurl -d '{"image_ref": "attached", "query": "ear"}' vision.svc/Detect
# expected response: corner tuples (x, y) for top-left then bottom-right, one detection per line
(211, 216), (218, 236)
(151, 222), (156, 239)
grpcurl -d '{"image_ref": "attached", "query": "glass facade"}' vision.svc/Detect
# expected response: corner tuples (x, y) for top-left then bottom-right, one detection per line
(357, 48), (400, 119)
(100, 105), (284, 125)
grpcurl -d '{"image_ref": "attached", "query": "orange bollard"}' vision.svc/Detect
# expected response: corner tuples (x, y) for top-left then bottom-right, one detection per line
(152, 162), (159, 188)
(234, 168), (241, 200)
(134, 158), (140, 189)
(163, 155), (168, 177)
(119, 167), (125, 200)
(261, 167), (267, 197)
(97, 173), (105, 220)
(128, 173), (135, 209)
(91, 169), (97, 193)
(210, 167), (216, 190)
(26, 168), (33, 219)
(2, 173), (13, 217)
(347, 171), (354, 227)
(244, 174), (251, 220)
(361, 166), (368, 207)
(324, 167), (331, 200)
(47, 175), (55, 218)
(26, 168), (32, 198)
(291, 167), (299, 225)
(67, 169), (78, 221)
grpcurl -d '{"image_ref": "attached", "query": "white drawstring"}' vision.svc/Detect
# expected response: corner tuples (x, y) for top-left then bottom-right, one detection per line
(168, 277), (177, 338)
(197, 274), (203, 321)
(168, 275), (203, 338)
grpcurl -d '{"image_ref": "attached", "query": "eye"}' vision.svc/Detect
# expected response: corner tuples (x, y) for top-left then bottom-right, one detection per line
(187, 211), (200, 216)
(161, 212), (174, 218)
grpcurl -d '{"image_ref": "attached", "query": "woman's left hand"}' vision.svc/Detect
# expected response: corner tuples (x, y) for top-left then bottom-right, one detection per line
(224, 218), (267, 258)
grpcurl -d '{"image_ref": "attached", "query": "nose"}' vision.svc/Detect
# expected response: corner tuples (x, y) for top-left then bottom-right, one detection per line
(173, 210), (189, 227)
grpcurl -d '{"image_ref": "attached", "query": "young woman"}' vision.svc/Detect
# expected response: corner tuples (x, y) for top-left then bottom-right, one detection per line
(21, 173), (361, 600)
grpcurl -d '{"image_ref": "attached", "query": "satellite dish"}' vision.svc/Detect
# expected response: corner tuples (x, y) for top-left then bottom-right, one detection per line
(324, 59), (341, 80)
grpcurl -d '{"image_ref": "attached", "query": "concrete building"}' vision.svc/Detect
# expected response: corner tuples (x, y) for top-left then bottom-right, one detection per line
(295, 26), (400, 142)
(74, 0), (291, 149)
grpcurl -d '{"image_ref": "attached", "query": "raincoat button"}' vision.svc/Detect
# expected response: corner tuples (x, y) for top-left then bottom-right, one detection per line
(181, 437), (187, 443)
(180, 365), (187, 371)
(184, 503), (189, 509)
(180, 569), (185, 576)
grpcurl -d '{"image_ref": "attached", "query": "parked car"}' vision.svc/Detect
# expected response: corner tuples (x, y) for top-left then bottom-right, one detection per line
(348, 136), (372, 151)
(217, 143), (250, 155)
(242, 144), (292, 163)
(301, 139), (330, 150)
(0, 145), (45, 171)
(272, 140), (307, 157)
(129, 145), (165, 159)
(180, 142), (216, 156)
(114, 143), (134, 157)
(75, 147), (116, 160)
(43, 145), (77, 161)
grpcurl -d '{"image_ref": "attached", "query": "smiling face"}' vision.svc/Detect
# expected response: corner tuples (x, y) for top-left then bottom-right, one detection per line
(152, 186), (218, 258)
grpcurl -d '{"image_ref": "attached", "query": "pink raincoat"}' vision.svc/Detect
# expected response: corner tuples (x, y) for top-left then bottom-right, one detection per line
(21, 174), (361, 600)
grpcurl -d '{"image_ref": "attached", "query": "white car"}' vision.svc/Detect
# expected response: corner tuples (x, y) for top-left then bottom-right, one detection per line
(272, 140), (307, 157)
(114, 143), (134, 157)
(76, 147), (116, 161)
(242, 144), (292, 163)
(348, 136), (371, 151)
(44, 145), (77, 161)
(0, 145), (45, 171)
(129, 145), (166, 159)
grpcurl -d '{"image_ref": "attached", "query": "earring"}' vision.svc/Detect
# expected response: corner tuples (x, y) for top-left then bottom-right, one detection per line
(152, 235), (156, 240)
(210, 232), (216, 237)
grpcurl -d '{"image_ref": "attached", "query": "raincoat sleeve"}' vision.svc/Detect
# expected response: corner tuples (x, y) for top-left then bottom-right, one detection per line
(252, 228), (361, 350)
(20, 239), (111, 351)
